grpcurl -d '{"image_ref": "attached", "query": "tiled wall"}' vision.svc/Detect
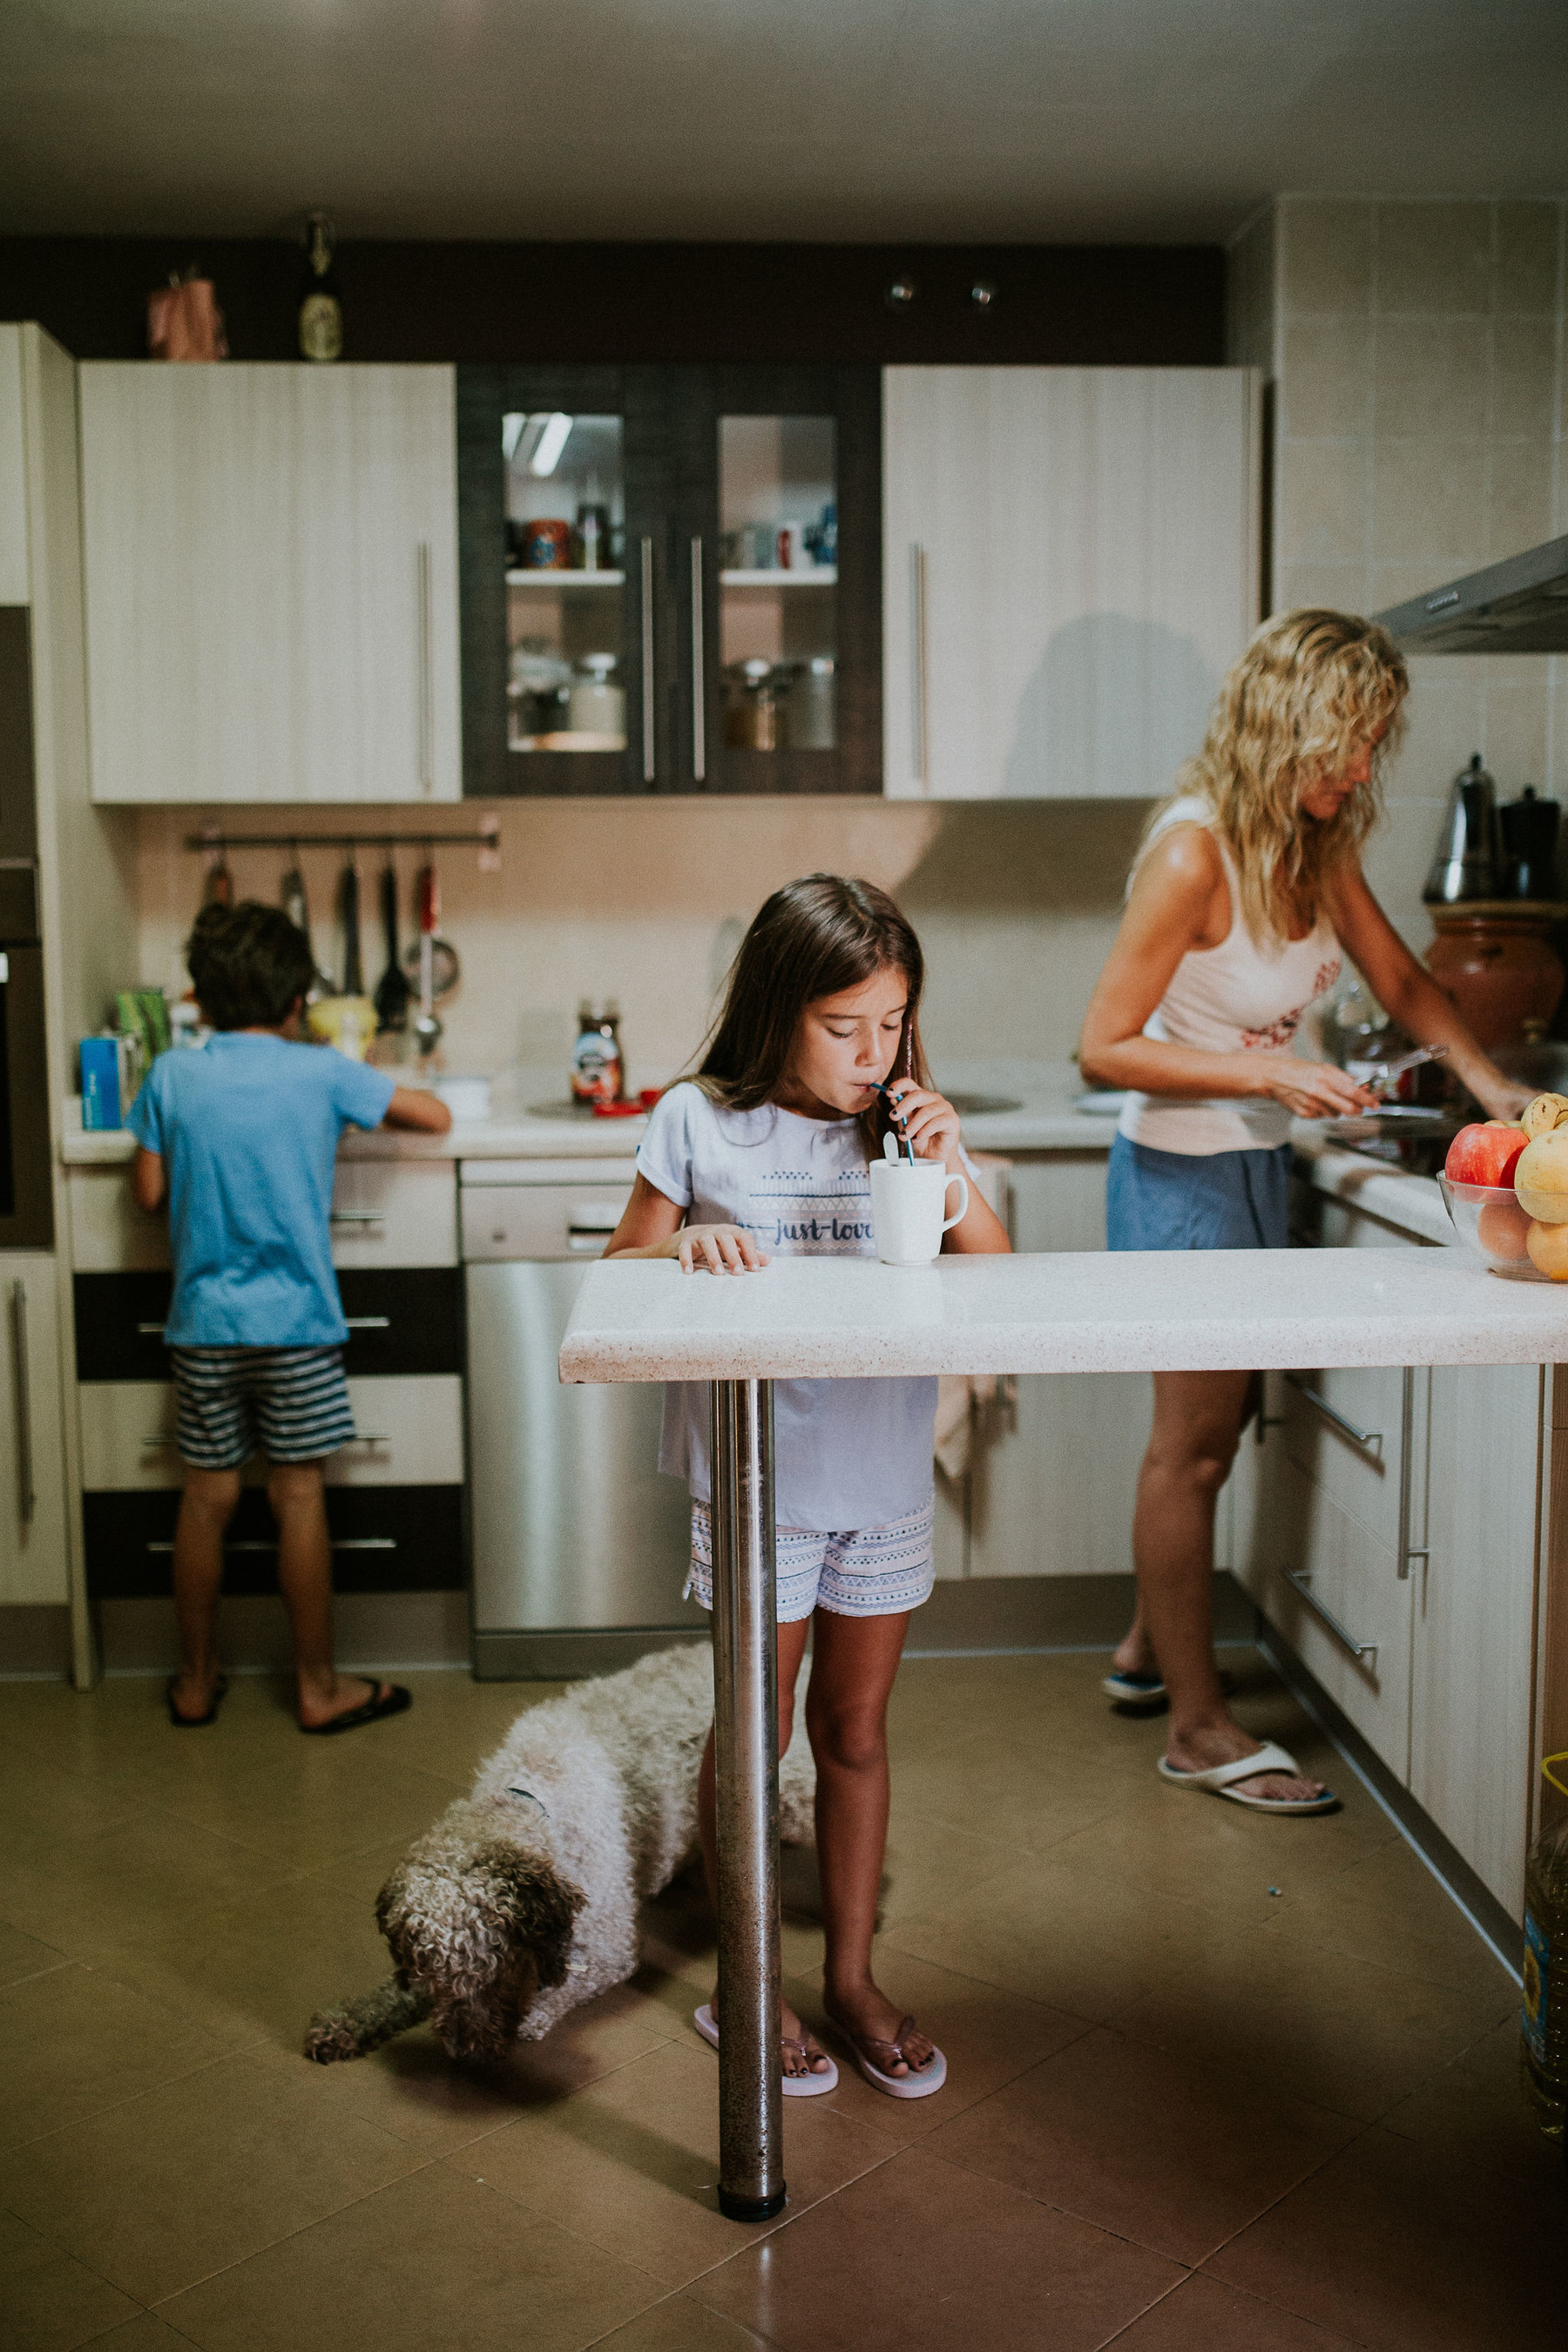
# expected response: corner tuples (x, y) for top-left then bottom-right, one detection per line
(1229, 196), (1567, 950)
(128, 796), (1151, 1085)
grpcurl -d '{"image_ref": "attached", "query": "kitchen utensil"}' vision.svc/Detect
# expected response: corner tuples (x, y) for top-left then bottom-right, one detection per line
(201, 842), (233, 908)
(409, 858), (446, 1058)
(1500, 787), (1561, 899)
(338, 853), (363, 996)
(1344, 1043), (1449, 1095)
(869, 1159), (969, 1265)
(372, 858), (411, 1034)
(1423, 754), (1504, 903)
(280, 847), (334, 996)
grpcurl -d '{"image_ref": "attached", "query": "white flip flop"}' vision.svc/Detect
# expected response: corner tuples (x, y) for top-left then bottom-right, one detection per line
(692, 2004), (839, 2096)
(1156, 1739), (1339, 1815)
(829, 2012), (948, 2100)
(1103, 1668), (1166, 1705)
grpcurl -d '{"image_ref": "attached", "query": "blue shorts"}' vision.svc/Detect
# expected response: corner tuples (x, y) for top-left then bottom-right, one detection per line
(171, 1345), (356, 1470)
(1105, 1133), (1291, 1252)
(686, 1498), (936, 1625)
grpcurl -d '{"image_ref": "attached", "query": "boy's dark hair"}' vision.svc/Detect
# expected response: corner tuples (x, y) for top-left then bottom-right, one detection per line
(693, 874), (929, 1159)
(186, 901), (315, 1031)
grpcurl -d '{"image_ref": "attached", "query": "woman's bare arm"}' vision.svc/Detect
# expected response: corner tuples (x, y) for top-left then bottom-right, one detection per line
(1078, 827), (1375, 1120)
(1323, 863), (1529, 1120)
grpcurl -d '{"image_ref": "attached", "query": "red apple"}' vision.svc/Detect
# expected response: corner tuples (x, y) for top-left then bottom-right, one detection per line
(1443, 1122), (1527, 1187)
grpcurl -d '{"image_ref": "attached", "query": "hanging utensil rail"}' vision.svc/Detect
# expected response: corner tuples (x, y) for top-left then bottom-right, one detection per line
(182, 826), (501, 861)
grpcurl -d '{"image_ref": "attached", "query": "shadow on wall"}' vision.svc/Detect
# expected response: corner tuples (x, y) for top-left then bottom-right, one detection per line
(898, 798), (1155, 916)
(999, 612), (1218, 801)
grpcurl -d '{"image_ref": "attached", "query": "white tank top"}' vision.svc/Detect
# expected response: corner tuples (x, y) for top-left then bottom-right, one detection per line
(1116, 798), (1342, 1157)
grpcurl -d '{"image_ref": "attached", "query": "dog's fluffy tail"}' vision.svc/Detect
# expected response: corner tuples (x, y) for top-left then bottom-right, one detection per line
(304, 1974), (432, 2064)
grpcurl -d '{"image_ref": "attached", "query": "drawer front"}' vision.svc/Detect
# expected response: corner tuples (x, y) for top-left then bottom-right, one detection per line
(328, 1159), (457, 1267)
(69, 1160), (456, 1273)
(461, 1182), (633, 1262)
(1238, 1438), (1413, 1775)
(78, 1373), (464, 1490)
(74, 1268), (463, 1382)
(1275, 1364), (1407, 1551)
(83, 1483), (464, 1598)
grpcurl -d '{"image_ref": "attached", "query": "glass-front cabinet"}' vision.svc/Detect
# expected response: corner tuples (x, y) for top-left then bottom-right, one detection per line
(457, 364), (878, 796)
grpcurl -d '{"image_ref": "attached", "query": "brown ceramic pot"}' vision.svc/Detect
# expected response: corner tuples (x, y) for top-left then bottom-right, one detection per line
(1425, 902), (1568, 1049)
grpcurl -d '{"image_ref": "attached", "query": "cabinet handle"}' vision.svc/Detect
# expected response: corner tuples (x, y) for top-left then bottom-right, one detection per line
(909, 541), (929, 787)
(136, 1321), (166, 1336)
(1283, 1373), (1382, 1456)
(640, 536), (657, 786)
(690, 537), (706, 783)
(416, 540), (434, 795)
(10, 1281), (35, 1525)
(344, 1315), (391, 1330)
(145, 1536), (397, 1555)
(1280, 1566), (1378, 1665)
(330, 1212), (385, 1227)
(1396, 1364), (1427, 1581)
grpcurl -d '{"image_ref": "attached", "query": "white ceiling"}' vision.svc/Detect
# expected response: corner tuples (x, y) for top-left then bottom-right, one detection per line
(2, 0), (1566, 245)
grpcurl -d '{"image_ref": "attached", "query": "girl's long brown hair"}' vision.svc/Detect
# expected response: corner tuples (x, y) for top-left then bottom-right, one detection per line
(693, 874), (929, 1157)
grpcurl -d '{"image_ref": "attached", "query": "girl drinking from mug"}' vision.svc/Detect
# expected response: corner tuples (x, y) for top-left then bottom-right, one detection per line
(606, 875), (1009, 2095)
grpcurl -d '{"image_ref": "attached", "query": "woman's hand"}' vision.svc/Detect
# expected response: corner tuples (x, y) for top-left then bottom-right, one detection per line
(668, 1222), (770, 1275)
(883, 1083), (963, 1172)
(1247, 1053), (1379, 1121)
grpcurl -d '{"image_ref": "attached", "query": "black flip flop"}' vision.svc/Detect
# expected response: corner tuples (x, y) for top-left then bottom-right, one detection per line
(300, 1680), (412, 1736)
(166, 1673), (228, 1728)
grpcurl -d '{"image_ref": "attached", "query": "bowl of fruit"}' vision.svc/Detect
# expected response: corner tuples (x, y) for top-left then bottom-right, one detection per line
(1440, 1092), (1568, 1279)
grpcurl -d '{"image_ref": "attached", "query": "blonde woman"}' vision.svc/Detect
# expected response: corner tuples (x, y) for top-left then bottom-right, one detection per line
(1078, 610), (1525, 1814)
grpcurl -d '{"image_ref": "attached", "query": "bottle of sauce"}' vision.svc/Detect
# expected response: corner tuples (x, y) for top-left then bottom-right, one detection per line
(298, 213), (343, 363)
(571, 1001), (625, 1106)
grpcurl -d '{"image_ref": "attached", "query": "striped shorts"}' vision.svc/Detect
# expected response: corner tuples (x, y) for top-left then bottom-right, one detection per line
(170, 1345), (356, 1470)
(686, 1497), (936, 1625)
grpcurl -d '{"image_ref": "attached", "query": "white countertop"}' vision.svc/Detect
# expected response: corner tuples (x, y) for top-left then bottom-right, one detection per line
(57, 1061), (1121, 1167)
(559, 1247), (1568, 1383)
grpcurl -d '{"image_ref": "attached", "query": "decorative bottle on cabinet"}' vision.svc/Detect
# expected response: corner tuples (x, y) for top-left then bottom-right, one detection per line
(298, 214), (343, 363)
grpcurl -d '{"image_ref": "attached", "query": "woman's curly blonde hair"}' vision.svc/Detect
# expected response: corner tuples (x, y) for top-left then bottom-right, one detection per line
(1152, 609), (1409, 943)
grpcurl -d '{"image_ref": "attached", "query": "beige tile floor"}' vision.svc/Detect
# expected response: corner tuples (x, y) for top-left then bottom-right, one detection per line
(1, 1648), (1564, 2352)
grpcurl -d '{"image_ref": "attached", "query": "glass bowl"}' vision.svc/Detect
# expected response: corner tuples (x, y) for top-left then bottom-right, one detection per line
(1438, 1175), (1558, 1281)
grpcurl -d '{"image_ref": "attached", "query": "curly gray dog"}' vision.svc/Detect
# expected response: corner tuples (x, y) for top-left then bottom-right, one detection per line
(305, 1641), (815, 2065)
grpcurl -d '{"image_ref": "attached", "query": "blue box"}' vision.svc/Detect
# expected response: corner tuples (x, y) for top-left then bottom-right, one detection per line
(80, 1036), (124, 1131)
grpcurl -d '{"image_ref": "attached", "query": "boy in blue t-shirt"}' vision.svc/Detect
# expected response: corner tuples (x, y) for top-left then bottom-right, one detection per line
(129, 902), (451, 1732)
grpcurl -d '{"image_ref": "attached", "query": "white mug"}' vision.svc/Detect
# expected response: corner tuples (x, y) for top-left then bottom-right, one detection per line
(869, 1158), (970, 1266)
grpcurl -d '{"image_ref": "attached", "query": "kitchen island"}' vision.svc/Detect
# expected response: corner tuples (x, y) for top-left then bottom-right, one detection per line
(559, 1247), (1568, 2219)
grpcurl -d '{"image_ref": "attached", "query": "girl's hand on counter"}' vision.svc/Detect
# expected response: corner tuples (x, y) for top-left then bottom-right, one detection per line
(670, 1222), (770, 1275)
(883, 1083), (963, 1172)
(1247, 1054), (1380, 1120)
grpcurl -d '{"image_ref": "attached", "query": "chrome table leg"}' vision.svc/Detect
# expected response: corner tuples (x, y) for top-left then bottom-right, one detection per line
(709, 1376), (785, 2220)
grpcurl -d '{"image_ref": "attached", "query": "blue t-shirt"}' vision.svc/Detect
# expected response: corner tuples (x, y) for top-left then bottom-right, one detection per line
(128, 1035), (397, 1346)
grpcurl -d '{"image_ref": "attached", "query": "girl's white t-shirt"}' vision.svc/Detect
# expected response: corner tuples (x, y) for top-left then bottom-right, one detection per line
(636, 1081), (938, 1532)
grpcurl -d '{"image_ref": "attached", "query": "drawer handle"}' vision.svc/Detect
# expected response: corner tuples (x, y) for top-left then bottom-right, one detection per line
(10, 1281), (35, 1525)
(145, 1536), (397, 1555)
(345, 1432), (391, 1446)
(331, 1212), (386, 1227)
(137, 1321), (166, 1336)
(1280, 1565), (1378, 1665)
(344, 1316), (391, 1330)
(1283, 1374), (1382, 1456)
(568, 1236), (606, 1254)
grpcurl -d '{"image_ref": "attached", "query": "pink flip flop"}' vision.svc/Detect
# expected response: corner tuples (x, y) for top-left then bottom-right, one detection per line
(692, 2004), (839, 2096)
(831, 2011), (948, 2100)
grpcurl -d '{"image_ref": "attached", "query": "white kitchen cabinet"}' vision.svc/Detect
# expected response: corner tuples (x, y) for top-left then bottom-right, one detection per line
(967, 1154), (1152, 1579)
(882, 366), (1261, 800)
(0, 1253), (70, 1604)
(1413, 1363), (1543, 1919)
(66, 1154), (457, 1271)
(0, 328), (27, 604)
(78, 363), (461, 804)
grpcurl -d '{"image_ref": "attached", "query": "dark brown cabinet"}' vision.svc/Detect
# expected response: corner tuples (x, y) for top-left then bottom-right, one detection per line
(457, 363), (880, 797)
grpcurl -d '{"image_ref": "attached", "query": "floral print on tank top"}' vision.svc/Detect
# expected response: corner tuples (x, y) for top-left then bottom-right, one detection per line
(1240, 956), (1342, 1051)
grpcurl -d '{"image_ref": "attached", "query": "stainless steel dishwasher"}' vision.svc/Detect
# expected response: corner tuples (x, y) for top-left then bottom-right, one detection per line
(462, 1158), (703, 1678)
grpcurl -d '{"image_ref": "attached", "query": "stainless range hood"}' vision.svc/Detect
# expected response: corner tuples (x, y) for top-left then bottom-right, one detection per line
(1374, 533), (1568, 654)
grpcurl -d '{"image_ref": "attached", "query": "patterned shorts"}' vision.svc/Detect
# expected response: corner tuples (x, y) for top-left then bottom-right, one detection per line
(686, 1497), (936, 1625)
(170, 1345), (356, 1470)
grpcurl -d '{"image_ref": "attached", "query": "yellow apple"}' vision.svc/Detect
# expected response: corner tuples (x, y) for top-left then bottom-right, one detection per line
(1516, 1128), (1568, 1222)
